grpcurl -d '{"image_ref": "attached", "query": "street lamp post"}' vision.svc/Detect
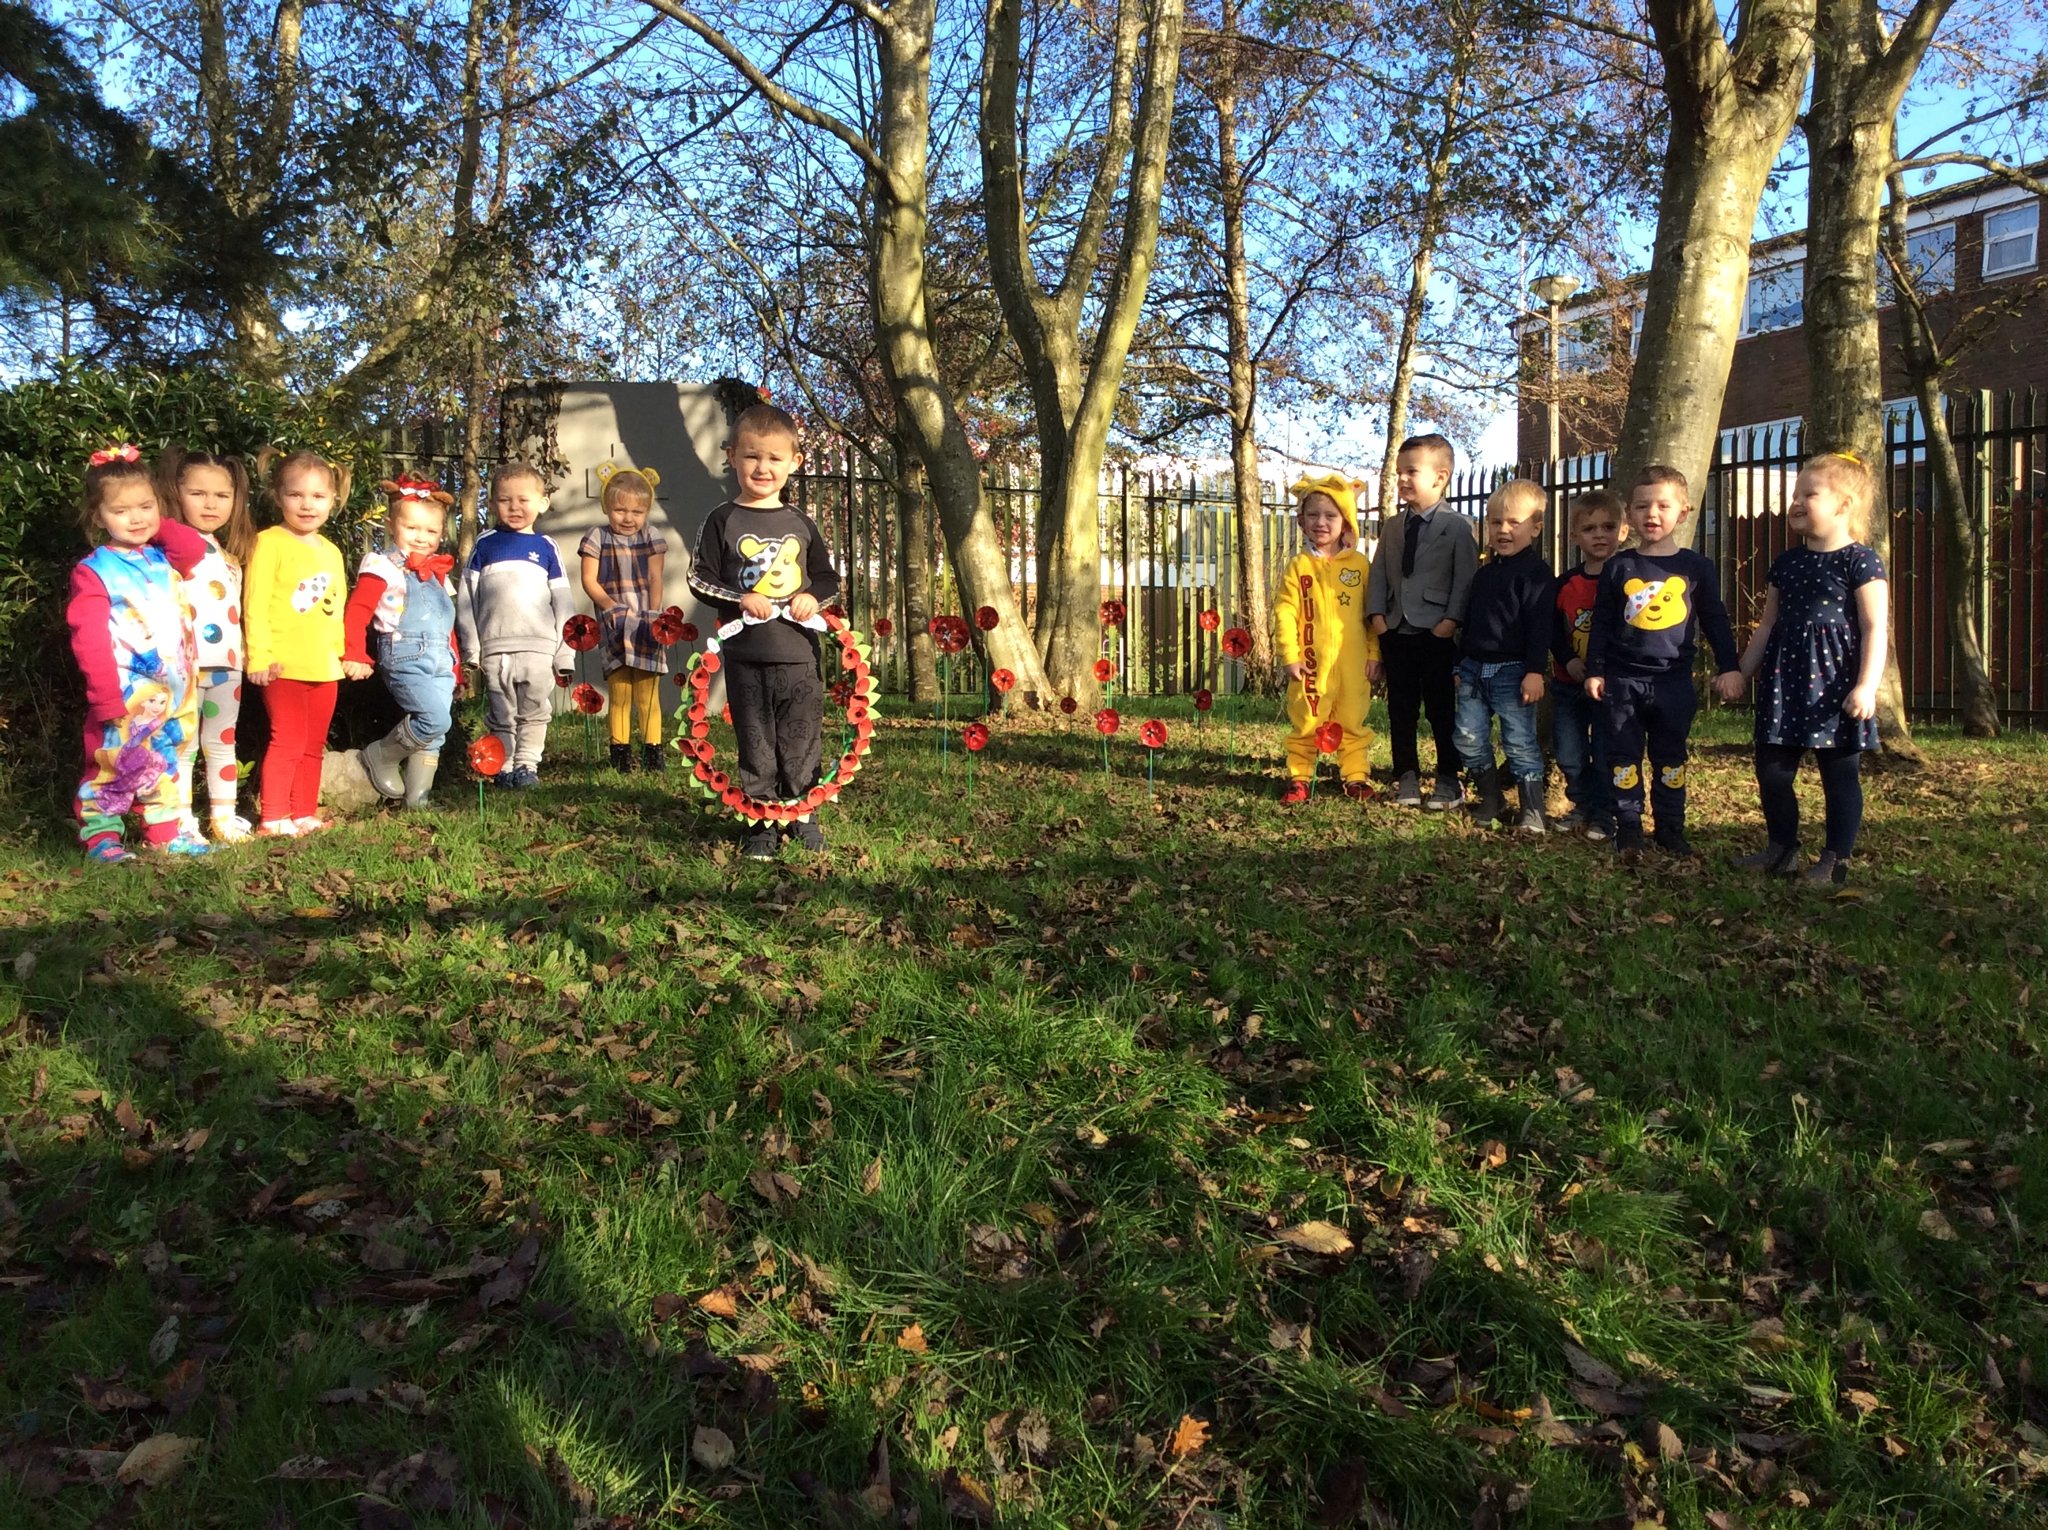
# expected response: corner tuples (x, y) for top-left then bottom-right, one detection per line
(1529, 273), (1581, 469)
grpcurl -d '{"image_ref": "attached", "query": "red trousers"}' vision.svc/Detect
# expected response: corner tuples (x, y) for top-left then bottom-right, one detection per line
(260, 678), (336, 821)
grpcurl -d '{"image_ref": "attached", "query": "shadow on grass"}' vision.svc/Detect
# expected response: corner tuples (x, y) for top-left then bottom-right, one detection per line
(3, 723), (2047, 1527)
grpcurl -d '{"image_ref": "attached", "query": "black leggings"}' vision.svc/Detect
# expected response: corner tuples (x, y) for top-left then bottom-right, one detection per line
(1755, 743), (1864, 857)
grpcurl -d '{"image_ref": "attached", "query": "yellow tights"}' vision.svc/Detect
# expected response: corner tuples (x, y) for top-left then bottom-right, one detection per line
(606, 667), (663, 746)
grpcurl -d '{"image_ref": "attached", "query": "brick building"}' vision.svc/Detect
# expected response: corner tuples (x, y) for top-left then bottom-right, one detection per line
(1515, 169), (2045, 462)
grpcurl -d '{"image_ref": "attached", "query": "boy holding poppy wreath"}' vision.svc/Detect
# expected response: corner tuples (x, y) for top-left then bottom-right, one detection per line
(1274, 474), (1379, 803)
(687, 403), (840, 861)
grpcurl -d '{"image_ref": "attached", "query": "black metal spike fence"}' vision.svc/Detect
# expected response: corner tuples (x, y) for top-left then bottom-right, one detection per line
(384, 387), (2046, 726)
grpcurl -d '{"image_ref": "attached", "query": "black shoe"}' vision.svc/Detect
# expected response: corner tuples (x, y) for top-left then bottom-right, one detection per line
(641, 743), (665, 773)
(609, 743), (634, 772)
(1654, 832), (1700, 860)
(1463, 767), (1504, 825)
(1424, 774), (1463, 812)
(1805, 851), (1848, 886)
(1614, 819), (1646, 862)
(790, 819), (825, 852)
(1733, 841), (1801, 876)
(742, 828), (780, 861)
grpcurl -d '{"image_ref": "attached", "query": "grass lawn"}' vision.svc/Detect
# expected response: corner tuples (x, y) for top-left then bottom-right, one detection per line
(3, 695), (2047, 1528)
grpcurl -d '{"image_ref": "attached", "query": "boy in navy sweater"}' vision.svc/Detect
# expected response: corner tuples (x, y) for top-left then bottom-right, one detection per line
(1451, 479), (1553, 831)
(1584, 466), (1744, 858)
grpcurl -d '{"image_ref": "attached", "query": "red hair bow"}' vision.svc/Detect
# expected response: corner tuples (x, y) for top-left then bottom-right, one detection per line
(89, 443), (141, 466)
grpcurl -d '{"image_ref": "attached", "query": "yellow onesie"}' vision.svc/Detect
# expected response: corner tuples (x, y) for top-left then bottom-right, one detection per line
(1275, 474), (1379, 784)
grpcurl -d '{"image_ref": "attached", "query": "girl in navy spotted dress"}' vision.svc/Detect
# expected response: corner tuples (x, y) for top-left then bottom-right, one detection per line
(1731, 452), (1889, 885)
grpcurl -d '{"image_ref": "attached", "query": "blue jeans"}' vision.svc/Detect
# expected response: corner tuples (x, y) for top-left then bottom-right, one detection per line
(1453, 660), (1543, 785)
(379, 631), (455, 750)
(1551, 683), (1613, 826)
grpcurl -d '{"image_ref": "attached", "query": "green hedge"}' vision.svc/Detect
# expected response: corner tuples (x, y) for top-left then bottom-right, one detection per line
(0, 366), (382, 797)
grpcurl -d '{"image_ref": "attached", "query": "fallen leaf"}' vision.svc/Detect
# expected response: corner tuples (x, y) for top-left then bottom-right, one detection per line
(1918, 1209), (1956, 1241)
(896, 1323), (929, 1354)
(1276, 1220), (1353, 1255)
(289, 905), (341, 920)
(1168, 1413), (1210, 1458)
(691, 1425), (735, 1470)
(76, 1375), (154, 1411)
(1566, 1381), (1643, 1417)
(1477, 1140), (1508, 1172)
(116, 1433), (201, 1487)
(861, 1155), (883, 1195)
(1561, 1342), (1623, 1391)
(940, 1466), (995, 1523)
(477, 1234), (541, 1310)
(1646, 1417), (1684, 1461)
(696, 1286), (741, 1319)
(1842, 1388), (1884, 1415)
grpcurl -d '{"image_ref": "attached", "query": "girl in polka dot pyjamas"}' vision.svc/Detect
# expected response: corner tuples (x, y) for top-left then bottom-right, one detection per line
(1731, 452), (1889, 887)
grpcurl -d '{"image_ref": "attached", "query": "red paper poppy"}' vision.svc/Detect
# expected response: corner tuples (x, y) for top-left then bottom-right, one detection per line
(990, 668), (1016, 693)
(1140, 719), (1168, 748)
(1060, 696), (1078, 715)
(555, 671), (571, 688)
(563, 613), (600, 651)
(975, 605), (1000, 631)
(1095, 708), (1120, 736)
(1315, 720), (1343, 753)
(1100, 599), (1126, 626)
(664, 604), (686, 624)
(1198, 609), (1221, 632)
(874, 616), (895, 637)
(721, 704), (733, 724)
(679, 621), (699, 642)
(1093, 658), (1115, 682)
(1193, 688), (1214, 712)
(929, 614), (970, 654)
(572, 683), (605, 715)
(467, 734), (506, 776)
(963, 722), (990, 752)
(829, 680), (853, 706)
(650, 612), (684, 645)
(1221, 626), (1253, 658)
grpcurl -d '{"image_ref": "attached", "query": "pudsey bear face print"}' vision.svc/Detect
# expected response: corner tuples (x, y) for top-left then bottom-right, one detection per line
(292, 571), (335, 615)
(738, 534), (804, 599)
(1622, 575), (1688, 631)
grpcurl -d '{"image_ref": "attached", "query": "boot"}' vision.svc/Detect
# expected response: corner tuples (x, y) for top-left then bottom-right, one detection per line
(1463, 767), (1504, 825)
(402, 751), (439, 808)
(641, 742), (665, 773)
(608, 743), (634, 772)
(359, 723), (415, 799)
(1513, 779), (1547, 834)
(1733, 842), (1801, 875)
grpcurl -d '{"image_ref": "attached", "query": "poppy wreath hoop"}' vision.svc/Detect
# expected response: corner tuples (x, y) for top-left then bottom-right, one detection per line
(675, 611), (878, 825)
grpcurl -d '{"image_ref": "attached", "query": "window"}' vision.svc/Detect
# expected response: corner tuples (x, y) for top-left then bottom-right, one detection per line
(1743, 264), (1803, 335)
(1983, 203), (2040, 278)
(1879, 223), (1955, 303)
(1559, 316), (1611, 374)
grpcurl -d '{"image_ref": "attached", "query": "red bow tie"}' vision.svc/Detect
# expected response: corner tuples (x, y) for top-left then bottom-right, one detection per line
(406, 552), (454, 579)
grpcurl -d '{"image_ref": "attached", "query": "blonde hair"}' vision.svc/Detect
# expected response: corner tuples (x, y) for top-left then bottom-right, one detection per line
(1631, 463), (1689, 503)
(1801, 451), (1876, 541)
(157, 448), (255, 566)
(493, 461), (549, 497)
(1485, 479), (1546, 520)
(1569, 488), (1625, 527)
(263, 448), (351, 519)
(601, 468), (657, 513)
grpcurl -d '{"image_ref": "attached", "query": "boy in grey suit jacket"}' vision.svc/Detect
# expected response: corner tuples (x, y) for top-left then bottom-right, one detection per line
(1366, 434), (1479, 808)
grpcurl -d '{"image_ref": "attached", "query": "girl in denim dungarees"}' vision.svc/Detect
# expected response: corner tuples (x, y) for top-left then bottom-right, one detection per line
(343, 477), (460, 807)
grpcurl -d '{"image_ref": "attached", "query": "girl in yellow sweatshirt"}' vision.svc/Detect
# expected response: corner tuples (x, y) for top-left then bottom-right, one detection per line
(1274, 474), (1379, 802)
(245, 450), (348, 834)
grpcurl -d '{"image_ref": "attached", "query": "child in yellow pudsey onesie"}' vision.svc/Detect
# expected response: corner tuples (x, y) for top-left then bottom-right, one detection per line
(1274, 474), (1380, 803)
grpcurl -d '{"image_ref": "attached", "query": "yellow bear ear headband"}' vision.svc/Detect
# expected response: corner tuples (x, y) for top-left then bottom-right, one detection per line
(1288, 472), (1360, 538)
(595, 461), (661, 492)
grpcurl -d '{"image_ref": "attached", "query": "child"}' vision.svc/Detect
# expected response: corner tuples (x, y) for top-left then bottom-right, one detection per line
(1450, 479), (1552, 831)
(1548, 490), (1624, 840)
(580, 464), (670, 772)
(66, 444), (212, 861)
(1273, 474), (1379, 803)
(344, 475), (460, 808)
(246, 449), (349, 835)
(1732, 451), (1888, 885)
(1583, 466), (1744, 858)
(458, 464), (574, 789)
(1366, 433), (1478, 810)
(688, 403), (840, 860)
(159, 447), (256, 843)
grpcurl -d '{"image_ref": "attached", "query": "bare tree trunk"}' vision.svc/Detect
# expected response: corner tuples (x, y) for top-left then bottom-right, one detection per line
(1882, 167), (1997, 735)
(1214, 0), (1273, 692)
(894, 443), (940, 704)
(1375, 57), (1465, 517)
(980, 0), (1185, 699)
(1612, 0), (1814, 515)
(1803, 0), (1951, 763)
(867, 0), (1052, 701)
